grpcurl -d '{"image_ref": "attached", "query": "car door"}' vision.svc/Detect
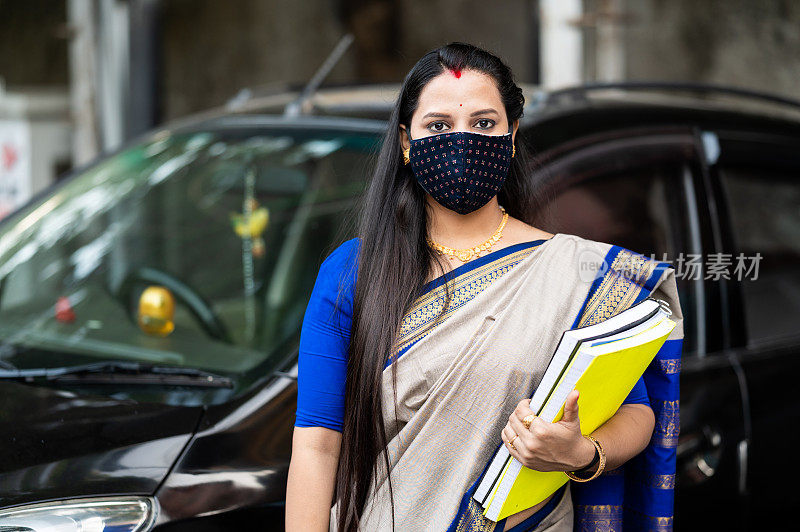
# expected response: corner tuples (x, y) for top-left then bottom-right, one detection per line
(706, 129), (800, 530)
(527, 125), (749, 529)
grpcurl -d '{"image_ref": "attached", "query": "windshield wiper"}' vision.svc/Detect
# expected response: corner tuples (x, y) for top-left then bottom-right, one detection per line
(0, 360), (234, 388)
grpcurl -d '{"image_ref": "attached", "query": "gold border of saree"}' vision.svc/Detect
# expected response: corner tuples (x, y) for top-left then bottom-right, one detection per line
(390, 242), (547, 363)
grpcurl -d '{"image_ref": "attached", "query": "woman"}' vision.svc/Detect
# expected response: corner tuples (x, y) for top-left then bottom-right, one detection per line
(286, 42), (682, 532)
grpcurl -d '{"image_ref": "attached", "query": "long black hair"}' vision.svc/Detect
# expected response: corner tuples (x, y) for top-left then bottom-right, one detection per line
(333, 41), (553, 531)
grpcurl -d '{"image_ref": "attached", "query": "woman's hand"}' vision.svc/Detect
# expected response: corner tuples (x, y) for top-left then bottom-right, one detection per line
(501, 390), (596, 472)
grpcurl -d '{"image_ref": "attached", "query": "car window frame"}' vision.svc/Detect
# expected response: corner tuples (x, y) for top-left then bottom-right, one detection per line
(707, 128), (800, 352)
(526, 124), (710, 358)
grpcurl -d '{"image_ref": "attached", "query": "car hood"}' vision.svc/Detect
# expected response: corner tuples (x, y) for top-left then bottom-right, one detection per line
(0, 381), (203, 508)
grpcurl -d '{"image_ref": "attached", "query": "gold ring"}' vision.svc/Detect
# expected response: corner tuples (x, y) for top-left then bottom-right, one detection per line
(522, 414), (536, 430)
(509, 433), (519, 450)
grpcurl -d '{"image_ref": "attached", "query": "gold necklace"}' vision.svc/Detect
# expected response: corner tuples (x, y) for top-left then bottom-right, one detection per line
(427, 206), (509, 263)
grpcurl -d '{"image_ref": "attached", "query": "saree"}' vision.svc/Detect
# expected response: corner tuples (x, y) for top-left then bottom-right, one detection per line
(329, 231), (683, 531)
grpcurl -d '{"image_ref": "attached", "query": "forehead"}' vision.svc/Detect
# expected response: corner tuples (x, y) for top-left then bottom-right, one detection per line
(415, 69), (503, 116)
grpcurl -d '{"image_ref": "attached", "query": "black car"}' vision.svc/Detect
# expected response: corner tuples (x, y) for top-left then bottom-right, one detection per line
(0, 81), (798, 531)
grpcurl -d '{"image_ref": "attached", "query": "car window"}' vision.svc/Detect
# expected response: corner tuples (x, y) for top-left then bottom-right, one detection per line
(0, 128), (376, 384)
(545, 162), (697, 354)
(719, 166), (800, 346)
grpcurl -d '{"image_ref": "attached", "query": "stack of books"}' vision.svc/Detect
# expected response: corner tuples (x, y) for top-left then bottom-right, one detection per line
(473, 297), (676, 521)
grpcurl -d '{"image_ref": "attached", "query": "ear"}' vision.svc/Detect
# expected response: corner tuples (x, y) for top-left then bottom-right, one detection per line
(511, 119), (519, 145)
(399, 124), (410, 151)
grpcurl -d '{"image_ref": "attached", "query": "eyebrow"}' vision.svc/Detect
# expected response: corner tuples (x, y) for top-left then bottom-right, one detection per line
(421, 108), (500, 119)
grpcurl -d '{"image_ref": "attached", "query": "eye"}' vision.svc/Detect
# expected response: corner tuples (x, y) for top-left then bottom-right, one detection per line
(476, 119), (495, 129)
(428, 121), (449, 133)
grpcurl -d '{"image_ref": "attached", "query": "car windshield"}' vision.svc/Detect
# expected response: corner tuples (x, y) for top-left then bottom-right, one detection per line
(0, 125), (377, 392)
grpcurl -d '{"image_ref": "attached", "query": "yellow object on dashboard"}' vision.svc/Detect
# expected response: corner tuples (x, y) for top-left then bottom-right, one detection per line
(137, 286), (176, 337)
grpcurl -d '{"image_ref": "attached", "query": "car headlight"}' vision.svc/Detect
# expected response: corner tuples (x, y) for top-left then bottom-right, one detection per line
(0, 496), (157, 532)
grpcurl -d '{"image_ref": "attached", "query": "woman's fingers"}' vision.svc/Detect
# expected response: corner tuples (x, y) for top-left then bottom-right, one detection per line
(501, 393), (587, 472)
(505, 396), (581, 468)
(561, 389), (580, 425)
(502, 424), (521, 454)
(508, 412), (536, 454)
(515, 398), (535, 420)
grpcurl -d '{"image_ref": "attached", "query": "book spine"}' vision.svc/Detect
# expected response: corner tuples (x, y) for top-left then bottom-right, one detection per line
(474, 446), (509, 503)
(484, 459), (523, 520)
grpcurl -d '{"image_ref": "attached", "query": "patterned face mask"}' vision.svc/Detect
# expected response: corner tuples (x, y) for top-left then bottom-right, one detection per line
(407, 122), (514, 215)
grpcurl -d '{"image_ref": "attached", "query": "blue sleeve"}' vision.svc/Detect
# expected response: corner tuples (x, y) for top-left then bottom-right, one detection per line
(621, 374), (649, 405)
(294, 238), (360, 432)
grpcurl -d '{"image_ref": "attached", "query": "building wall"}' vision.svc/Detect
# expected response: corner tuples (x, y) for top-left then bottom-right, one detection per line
(160, 0), (355, 120)
(3, 1), (799, 130)
(620, 0), (800, 100)
(160, 0), (536, 120)
(0, 0), (68, 87)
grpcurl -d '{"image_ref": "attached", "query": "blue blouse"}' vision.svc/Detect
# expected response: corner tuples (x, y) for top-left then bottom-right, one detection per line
(294, 238), (650, 433)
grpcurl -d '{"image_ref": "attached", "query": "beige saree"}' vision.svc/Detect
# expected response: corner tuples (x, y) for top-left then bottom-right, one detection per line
(330, 231), (684, 531)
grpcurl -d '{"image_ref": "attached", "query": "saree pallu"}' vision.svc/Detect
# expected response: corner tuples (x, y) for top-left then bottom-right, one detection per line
(329, 232), (683, 532)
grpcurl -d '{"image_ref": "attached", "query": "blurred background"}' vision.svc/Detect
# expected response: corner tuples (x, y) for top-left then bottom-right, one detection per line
(1, 2), (800, 529)
(1, 0), (799, 219)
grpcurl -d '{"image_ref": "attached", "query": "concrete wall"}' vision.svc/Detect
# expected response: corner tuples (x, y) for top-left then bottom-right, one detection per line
(160, 0), (536, 120)
(4, 0), (799, 128)
(160, 0), (355, 120)
(0, 0), (68, 87)
(620, 0), (800, 100)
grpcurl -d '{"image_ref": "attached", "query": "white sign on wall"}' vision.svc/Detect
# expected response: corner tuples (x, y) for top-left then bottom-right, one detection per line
(0, 120), (31, 219)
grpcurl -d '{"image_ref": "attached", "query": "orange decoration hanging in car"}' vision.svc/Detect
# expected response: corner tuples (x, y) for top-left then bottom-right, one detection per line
(230, 199), (269, 258)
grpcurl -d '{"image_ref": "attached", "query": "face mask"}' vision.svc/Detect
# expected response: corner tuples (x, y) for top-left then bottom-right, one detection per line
(407, 122), (514, 215)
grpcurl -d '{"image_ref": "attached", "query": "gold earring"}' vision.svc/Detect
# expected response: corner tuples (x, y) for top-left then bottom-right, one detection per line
(512, 144), (515, 158)
(403, 148), (410, 165)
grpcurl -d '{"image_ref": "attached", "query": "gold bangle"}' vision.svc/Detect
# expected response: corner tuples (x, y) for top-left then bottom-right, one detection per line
(565, 435), (606, 482)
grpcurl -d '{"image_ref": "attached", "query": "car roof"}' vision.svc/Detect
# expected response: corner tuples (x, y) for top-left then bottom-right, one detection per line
(156, 81), (800, 153)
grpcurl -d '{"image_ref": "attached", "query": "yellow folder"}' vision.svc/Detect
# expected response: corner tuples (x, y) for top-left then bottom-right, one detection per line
(483, 316), (676, 521)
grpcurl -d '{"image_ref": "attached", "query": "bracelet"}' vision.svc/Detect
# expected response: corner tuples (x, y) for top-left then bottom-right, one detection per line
(565, 435), (606, 482)
(573, 443), (599, 474)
